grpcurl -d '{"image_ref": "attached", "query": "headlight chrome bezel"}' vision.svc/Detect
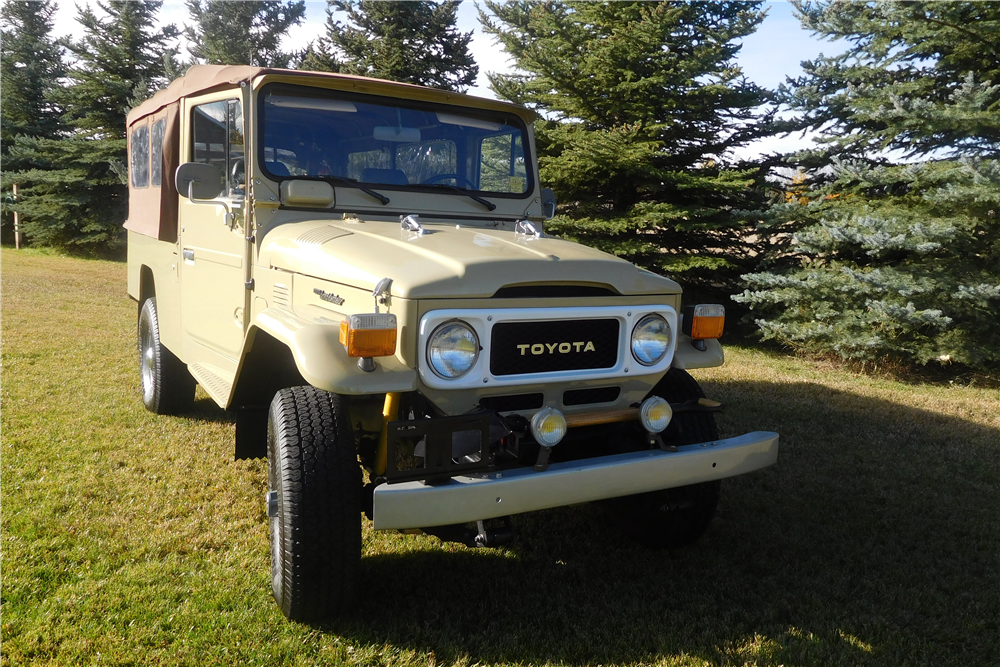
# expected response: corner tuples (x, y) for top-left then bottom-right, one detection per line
(426, 319), (481, 379)
(630, 313), (672, 366)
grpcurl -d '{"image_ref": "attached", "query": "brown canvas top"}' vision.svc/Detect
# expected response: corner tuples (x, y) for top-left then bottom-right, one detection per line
(125, 65), (534, 243)
(126, 64), (534, 128)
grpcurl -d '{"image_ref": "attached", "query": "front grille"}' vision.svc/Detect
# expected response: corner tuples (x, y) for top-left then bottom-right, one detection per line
(479, 393), (544, 412)
(563, 386), (621, 406)
(490, 319), (619, 376)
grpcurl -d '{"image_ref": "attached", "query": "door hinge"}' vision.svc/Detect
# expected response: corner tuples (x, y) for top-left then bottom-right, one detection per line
(245, 279), (255, 291)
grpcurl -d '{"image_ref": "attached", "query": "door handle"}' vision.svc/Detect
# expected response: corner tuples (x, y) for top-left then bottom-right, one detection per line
(182, 248), (195, 261)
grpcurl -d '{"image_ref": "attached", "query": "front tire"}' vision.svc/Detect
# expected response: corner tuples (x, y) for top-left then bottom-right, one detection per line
(138, 297), (195, 414)
(610, 368), (722, 549)
(267, 386), (361, 621)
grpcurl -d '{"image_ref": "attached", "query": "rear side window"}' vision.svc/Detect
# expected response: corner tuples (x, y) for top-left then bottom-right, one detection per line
(131, 125), (150, 188)
(150, 119), (165, 187)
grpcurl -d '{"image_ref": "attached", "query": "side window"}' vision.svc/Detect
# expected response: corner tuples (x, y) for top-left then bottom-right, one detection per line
(150, 118), (165, 187)
(192, 99), (244, 198)
(480, 133), (527, 193)
(228, 100), (245, 196)
(131, 124), (150, 188)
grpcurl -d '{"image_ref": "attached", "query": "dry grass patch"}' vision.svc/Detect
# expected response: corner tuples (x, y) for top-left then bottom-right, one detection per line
(2, 249), (998, 666)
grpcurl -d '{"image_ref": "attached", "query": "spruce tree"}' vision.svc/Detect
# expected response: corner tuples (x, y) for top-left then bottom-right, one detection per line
(735, 1), (1000, 372)
(6, 1), (178, 253)
(479, 1), (775, 300)
(0, 0), (66, 245)
(308, 0), (477, 92)
(0, 1), (65, 163)
(185, 0), (306, 68)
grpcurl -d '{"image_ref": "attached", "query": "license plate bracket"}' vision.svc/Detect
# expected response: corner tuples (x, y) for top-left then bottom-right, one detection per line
(385, 413), (493, 484)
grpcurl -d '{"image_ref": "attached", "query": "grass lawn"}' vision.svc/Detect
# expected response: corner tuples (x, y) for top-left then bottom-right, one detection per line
(2, 247), (998, 666)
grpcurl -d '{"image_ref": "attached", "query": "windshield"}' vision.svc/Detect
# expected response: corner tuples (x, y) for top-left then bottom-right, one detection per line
(259, 85), (531, 197)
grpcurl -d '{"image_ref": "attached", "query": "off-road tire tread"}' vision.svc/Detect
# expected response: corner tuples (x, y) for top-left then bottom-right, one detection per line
(614, 368), (722, 549)
(138, 298), (195, 415)
(268, 386), (360, 621)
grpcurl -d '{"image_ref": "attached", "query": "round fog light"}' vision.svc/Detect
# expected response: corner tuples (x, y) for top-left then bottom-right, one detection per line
(530, 407), (567, 448)
(640, 396), (673, 433)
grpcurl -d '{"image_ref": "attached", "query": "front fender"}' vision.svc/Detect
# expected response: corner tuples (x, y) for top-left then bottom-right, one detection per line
(251, 308), (417, 395)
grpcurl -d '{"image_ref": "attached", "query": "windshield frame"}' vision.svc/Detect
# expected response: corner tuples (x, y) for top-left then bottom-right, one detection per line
(256, 82), (535, 201)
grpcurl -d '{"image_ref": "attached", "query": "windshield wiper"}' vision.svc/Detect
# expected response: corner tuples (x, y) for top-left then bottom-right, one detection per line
(424, 183), (496, 211)
(324, 175), (390, 205)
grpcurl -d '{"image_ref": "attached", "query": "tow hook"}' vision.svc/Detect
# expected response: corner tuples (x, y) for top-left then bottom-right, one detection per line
(422, 516), (515, 548)
(474, 517), (514, 548)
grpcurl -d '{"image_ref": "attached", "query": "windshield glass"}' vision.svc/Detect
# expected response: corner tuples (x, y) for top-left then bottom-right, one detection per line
(260, 86), (531, 196)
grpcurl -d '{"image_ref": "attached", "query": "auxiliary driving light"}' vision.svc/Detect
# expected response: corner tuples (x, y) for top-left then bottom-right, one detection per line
(530, 407), (567, 448)
(340, 313), (397, 358)
(640, 396), (673, 433)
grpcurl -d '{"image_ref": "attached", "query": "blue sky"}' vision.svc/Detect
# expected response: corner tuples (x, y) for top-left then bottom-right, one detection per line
(52, 0), (845, 158)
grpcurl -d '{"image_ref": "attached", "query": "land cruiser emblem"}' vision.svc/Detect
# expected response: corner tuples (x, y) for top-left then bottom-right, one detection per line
(313, 288), (345, 305)
(516, 341), (596, 355)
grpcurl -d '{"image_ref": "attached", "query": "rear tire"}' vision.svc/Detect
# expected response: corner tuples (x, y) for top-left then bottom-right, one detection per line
(267, 386), (361, 621)
(610, 368), (722, 549)
(138, 297), (195, 415)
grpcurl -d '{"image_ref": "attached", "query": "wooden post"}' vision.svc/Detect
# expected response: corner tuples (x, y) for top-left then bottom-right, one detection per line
(12, 182), (21, 249)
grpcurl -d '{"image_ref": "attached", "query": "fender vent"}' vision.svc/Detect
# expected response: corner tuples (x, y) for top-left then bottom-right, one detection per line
(273, 283), (290, 307)
(297, 226), (352, 247)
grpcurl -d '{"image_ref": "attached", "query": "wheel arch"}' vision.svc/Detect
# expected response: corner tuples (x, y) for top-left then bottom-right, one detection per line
(138, 265), (156, 309)
(230, 327), (308, 410)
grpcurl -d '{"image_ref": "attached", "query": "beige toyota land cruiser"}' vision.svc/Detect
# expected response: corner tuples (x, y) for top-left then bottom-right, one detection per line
(126, 65), (778, 621)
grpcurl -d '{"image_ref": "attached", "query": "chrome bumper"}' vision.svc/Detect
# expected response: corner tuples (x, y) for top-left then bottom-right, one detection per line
(372, 430), (778, 530)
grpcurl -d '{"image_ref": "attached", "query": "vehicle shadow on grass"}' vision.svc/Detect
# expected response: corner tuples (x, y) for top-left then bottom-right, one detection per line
(182, 396), (236, 425)
(316, 381), (1000, 666)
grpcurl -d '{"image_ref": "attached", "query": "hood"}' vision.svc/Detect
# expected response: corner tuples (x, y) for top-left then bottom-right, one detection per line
(259, 219), (681, 299)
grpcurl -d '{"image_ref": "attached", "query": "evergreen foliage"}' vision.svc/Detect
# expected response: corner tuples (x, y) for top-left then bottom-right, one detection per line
(185, 0), (305, 68)
(736, 1), (1000, 372)
(0, 1), (65, 163)
(305, 1), (477, 92)
(782, 1), (1000, 162)
(479, 1), (776, 299)
(0, 0), (66, 244)
(5, 1), (178, 254)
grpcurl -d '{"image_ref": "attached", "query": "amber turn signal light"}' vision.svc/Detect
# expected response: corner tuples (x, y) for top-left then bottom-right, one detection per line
(339, 313), (397, 357)
(682, 304), (725, 340)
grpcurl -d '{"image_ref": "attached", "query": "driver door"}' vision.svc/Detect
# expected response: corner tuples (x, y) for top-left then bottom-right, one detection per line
(178, 92), (248, 398)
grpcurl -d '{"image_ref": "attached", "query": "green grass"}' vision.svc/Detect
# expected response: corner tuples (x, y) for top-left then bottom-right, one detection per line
(2, 247), (998, 666)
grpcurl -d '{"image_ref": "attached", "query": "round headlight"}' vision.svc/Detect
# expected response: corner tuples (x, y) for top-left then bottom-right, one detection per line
(427, 321), (480, 379)
(631, 314), (671, 366)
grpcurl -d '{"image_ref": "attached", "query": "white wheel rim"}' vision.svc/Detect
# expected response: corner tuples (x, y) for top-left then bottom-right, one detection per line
(140, 319), (155, 403)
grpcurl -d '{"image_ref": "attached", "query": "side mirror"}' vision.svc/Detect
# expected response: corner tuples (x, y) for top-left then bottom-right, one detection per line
(541, 188), (557, 220)
(176, 162), (223, 200)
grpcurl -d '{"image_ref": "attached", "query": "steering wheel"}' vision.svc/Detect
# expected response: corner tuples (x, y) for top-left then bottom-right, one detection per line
(421, 173), (475, 189)
(230, 157), (246, 190)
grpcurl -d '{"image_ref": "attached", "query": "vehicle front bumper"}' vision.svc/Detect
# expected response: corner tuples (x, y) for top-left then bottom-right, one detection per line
(372, 430), (778, 530)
